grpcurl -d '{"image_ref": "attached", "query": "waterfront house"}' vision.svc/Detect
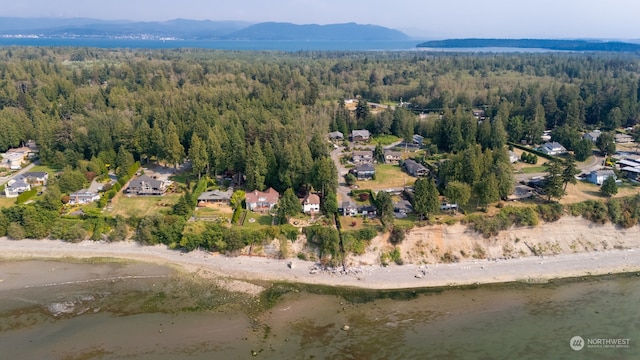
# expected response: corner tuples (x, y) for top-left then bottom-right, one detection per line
(69, 189), (101, 205)
(246, 187), (280, 212)
(197, 189), (234, 206)
(126, 174), (168, 195)
(302, 193), (321, 214)
(4, 176), (31, 198)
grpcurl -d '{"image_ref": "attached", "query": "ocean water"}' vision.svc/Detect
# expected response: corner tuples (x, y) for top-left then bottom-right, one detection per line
(0, 38), (424, 51)
(0, 260), (638, 359)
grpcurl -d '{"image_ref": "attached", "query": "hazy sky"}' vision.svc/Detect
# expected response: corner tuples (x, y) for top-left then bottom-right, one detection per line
(2, 0), (639, 39)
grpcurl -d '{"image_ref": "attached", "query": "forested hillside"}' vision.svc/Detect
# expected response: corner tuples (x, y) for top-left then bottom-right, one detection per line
(0, 47), (639, 251)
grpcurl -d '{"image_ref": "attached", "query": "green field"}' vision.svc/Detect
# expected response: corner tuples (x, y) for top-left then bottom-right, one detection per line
(107, 194), (181, 218)
(241, 212), (274, 229)
(372, 134), (401, 146)
(356, 164), (416, 189)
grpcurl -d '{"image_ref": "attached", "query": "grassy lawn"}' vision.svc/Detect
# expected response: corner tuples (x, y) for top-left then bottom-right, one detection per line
(27, 165), (61, 176)
(521, 166), (548, 174)
(107, 194), (181, 217)
(355, 164), (415, 190)
(372, 134), (401, 146)
(241, 212), (274, 230)
(0, 197), (16, 208)
(339, 215), (381, 230)
(194, 205), (232, 221)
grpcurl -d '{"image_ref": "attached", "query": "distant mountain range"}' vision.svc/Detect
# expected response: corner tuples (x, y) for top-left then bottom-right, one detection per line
(0, 17), (409, 41)
(416, 39), (640, 52)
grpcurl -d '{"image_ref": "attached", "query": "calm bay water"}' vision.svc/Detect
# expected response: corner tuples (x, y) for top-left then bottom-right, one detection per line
(0, 38), (424, 51)
(0, 260), (638, 359)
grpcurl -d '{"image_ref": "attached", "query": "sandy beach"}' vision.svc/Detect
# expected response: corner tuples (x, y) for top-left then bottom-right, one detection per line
(2, 236), (640, 292)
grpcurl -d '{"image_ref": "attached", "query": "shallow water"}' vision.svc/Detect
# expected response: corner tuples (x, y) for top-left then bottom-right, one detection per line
(1, 260), (638, 359)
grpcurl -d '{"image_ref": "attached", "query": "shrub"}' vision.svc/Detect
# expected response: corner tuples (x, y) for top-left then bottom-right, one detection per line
(389, 226), (406, 245)
(537, 202), (564, 222)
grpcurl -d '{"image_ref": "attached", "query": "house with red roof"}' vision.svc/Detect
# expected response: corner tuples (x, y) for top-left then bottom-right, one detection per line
(245, 188), (280, 212)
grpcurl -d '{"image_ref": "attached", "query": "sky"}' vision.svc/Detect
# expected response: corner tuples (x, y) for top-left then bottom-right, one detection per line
(2, 0), (640, 39)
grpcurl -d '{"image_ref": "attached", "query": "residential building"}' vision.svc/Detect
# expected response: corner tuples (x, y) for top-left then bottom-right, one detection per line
(351, 129), (371, 142)
(403, 159), (429, 177)
(350, 164), (375, 180)
(352, 150), (374, 165)
(4, 176), (31, 198)
(540, 142), (567, 156)
(615, 133), (633, 144)
(358, 205), (377, 216)
(126, 174), (168, 195)
(197, 189), (234, 206)
(302, 193), (321, 214)
(583, 130), (601, 143)
(508, 151), (519, 164)
(412, 134), (424, 146)
(328, 131), (344, 141)
(1, 152), (24, 170)
(23, 172), (49, 185)
(341, 201), (357, 216)
(246, 187), (280, 212)
(69, 189), (101, 205)
(472, 109), (485, 119)
(587, 170), (616, 185)
(384, 150), (402, 164)
(617, 158), (640, 181)
(394, 200), (413, 214)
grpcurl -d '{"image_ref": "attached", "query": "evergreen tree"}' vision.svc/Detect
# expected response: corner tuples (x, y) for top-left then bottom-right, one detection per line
(600, 176), (618, 197)
(413, 178), (439, 220)
(375, 190), (394, 229)
(443, 181), (471, 213)
(562, 155), (580, 191)
(245, 139), (267, 191)
(543, 160), (566, 201)
(115, 145), (134, 179)
(164, 121), (185, 168)
(596, 131), (616, 157)
(574, 138), (593, 161)
(474, 173), (500, 209)
(278, 188), (301, 223)
(189, 133), (208, 180)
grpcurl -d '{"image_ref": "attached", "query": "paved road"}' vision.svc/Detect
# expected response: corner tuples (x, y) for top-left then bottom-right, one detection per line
(515, 152), (604, 183)
(330, 145), (351, 204)
(0, 162), (36, 186)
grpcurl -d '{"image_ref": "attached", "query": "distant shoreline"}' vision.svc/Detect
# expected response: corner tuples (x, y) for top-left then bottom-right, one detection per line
(1, 238), (639, 293)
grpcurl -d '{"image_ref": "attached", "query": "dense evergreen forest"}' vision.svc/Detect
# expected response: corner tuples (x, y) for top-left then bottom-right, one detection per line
(0, 47), (639, 252)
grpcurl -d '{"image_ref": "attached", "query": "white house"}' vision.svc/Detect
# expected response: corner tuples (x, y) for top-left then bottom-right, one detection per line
(509, 151), (519, 164)
(587, 170), (616, 185)
(302, 193), (321, 214)
(540, 142), (567, 156)
(69, 189), (101, 205)
(4, 176), (31, 198)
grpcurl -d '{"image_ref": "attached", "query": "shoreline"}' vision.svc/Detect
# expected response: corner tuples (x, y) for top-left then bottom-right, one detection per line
(1, 238), (640, 292)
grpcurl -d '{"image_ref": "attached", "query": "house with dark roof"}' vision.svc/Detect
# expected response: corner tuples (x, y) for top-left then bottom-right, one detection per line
(403, 159), (429, 177)
(413, 134), (424, 146)
(583, 130), (601, 143)
(350, 164), (375, 180)
(246, 188), (279, 212)
(197, 189), (234, 206)
(23, 172), (49, 185)
(352, 150), (374, 165)
(351, 129), (371, 142)
(69, 189), (101, 205)
(328, 131), (344, 141)
(125, 174), (168, 195)
(302, 193), (321, 214)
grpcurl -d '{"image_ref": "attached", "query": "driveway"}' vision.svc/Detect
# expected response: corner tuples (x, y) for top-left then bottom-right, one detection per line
(330, 145), (352, 204)
(0, 162), (37, 186)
